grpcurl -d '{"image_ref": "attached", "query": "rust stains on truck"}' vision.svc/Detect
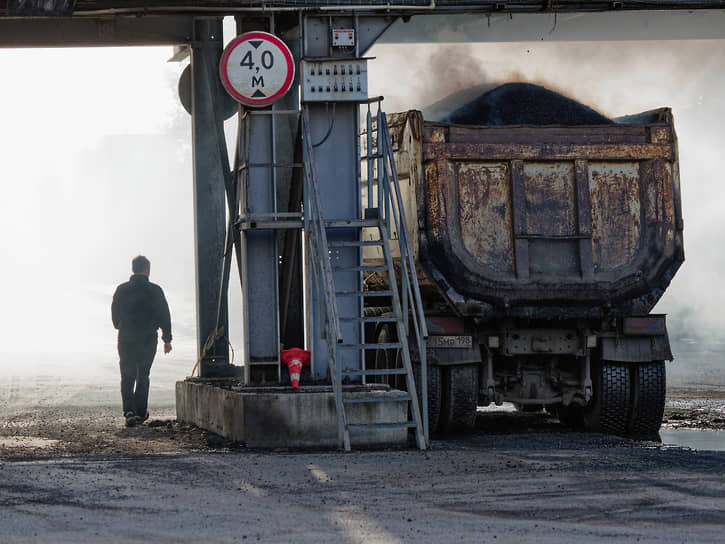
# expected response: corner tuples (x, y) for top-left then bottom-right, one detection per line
(390, 109), (684, 319)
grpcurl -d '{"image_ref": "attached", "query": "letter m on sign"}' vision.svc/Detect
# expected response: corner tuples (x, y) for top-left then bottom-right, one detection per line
(252, 76), (265, 87)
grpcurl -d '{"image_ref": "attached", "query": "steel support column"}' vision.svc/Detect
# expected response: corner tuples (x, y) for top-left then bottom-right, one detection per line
(237, 16), (302, 383)
(305, 16), (362, 380)
(191, 17), (230, 376)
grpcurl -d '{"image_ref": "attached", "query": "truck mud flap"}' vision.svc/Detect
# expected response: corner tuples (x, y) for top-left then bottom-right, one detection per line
(600, 335), (672, 362)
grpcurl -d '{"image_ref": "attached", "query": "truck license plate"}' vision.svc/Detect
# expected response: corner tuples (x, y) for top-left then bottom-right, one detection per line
(427, 335), (473, 349)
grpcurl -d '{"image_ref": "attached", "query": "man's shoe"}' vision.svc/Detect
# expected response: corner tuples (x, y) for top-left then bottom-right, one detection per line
(125, 412), (137, 427)
(139, 412), (149, 424)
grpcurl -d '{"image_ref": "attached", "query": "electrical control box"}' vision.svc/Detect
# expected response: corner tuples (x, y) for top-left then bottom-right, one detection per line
(301, 59), (368, 102)
(332, 29), (355, 47)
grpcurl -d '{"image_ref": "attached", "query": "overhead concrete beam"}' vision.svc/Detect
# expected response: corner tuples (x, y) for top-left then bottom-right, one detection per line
(0, 15), (195, 48)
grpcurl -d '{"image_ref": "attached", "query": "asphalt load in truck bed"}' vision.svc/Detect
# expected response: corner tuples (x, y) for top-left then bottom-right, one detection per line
(440, 82), (614, 126)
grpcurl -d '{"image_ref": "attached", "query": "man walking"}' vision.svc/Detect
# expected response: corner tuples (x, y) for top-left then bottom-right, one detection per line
(111, 255), (172, 427)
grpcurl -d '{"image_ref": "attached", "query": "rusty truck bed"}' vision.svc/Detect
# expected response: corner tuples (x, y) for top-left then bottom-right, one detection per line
(384, 109), (684, 319)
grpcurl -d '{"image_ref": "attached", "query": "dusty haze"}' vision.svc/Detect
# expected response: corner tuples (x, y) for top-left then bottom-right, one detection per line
(0, 38), (723, 395)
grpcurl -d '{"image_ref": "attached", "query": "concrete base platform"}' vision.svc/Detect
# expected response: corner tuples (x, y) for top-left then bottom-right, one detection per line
(175, 379), (409, 448)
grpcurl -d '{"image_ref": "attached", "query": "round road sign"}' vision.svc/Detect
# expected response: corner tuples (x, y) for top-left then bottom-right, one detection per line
(219, 31), (295, 108)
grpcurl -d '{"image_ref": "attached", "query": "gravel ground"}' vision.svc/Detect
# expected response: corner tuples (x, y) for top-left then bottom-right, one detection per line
(1, 376), (725, 543)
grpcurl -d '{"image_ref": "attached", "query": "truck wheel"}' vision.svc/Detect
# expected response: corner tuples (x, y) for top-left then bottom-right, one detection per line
(413, 362), (442, 435)
(439, 365), (479, 434)
(628, 361), (666, 439)
(583, 362), (631, 436)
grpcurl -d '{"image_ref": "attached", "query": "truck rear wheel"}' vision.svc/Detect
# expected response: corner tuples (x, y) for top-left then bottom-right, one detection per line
(628, 361), (666, 439)
(583, 362), (631, 436)
(439, 365), (478, 434)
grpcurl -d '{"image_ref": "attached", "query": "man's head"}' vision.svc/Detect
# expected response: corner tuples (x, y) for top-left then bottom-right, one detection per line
(131, 255), (150, 276)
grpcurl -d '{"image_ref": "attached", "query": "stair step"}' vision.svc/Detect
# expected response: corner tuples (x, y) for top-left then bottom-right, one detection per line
(341, 368), (407, 376)
(342, 394), (411, 404)
(339, 316), (399, 323)
(325, 219), (380, 228)
(333, 265), (387, 272)
(237, 219), (303, 231)
(339, 342), (401, 350)
(347, 422), (417, 430)
(328, 240), (383, 247)
(335, 290), (393, 297)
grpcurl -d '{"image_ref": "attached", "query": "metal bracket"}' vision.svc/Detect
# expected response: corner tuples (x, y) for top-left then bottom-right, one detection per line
(583, 347), (593, 403)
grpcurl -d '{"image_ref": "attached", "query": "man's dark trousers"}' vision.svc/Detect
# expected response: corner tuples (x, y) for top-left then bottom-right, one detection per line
(118, 334), (157, 417)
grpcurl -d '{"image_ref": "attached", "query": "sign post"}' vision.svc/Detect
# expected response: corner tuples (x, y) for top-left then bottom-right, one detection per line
(219, 31), (295, 107)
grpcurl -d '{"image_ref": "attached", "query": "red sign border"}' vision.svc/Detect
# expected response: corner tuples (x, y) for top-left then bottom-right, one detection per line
(219, 31), (295, 108)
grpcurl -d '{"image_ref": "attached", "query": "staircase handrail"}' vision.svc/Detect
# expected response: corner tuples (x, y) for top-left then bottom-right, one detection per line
(302, 107), (348, 449)
(381, 114), (429, 341)
(372, 106), (430, 443)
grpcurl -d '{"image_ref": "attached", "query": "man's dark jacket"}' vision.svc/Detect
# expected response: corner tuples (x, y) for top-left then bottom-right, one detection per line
(111, 275), (172, 343)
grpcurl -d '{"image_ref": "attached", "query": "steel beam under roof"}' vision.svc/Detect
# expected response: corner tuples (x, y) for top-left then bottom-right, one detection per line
(5, 0), (725, 17)
(3, 4), (725, 49)
(0, 15), (195, 47)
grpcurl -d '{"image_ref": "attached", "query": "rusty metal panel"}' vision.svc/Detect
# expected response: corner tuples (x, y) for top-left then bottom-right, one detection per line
(510, 160), (529, 279)
(524, 162), (576, 236)
(387, 109), (684, 319)
(575, 160), (594, 280)
(447, 125), (651, 145)
(424, 161), (444, 240)
(424, 142), (674, 161)
(649, 126), (671, 144)
(589, 162), (641, 273)
(457, 162), (515, 276)
(502, 328), (584, 356)
(521, 162), (581, 278)
(643, 159), (676, 246)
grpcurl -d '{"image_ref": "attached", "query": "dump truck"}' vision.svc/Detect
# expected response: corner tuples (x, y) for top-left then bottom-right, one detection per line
(364, 103), (684, 439)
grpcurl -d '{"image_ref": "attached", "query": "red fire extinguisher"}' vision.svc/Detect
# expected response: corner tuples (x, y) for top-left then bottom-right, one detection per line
(280, 348), (311, 390)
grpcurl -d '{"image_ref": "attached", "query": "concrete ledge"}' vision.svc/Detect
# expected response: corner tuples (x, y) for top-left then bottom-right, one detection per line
(176, 381), (408, 449)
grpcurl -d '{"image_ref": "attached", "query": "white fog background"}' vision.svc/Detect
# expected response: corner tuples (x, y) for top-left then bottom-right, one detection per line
(1, 31), (723, 395)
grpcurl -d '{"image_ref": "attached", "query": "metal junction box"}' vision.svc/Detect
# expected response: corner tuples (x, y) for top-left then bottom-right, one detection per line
(301, 59), (368, 102)
(331, 29), (355, 47)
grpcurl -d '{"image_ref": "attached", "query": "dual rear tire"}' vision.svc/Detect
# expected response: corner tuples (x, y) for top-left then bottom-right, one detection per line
(579, 360), (666, 439)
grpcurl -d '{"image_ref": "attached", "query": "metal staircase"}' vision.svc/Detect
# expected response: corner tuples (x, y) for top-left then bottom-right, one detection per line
(302, 103), (429, 451)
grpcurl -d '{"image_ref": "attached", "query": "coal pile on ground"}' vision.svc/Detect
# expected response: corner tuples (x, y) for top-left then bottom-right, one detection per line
(440, 82), (613, 126)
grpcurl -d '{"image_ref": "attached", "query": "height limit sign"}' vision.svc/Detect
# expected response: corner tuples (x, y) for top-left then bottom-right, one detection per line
(219, 31), (295, 108)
